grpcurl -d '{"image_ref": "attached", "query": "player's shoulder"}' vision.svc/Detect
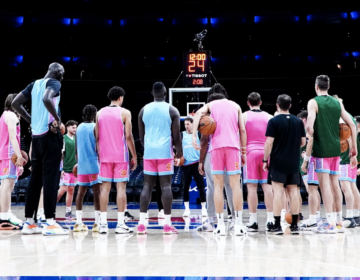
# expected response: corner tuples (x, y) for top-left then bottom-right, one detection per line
(4, 110), (18, 121)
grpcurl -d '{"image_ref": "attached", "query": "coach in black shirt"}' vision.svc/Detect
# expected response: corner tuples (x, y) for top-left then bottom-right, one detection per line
(263, 94), (306, 235)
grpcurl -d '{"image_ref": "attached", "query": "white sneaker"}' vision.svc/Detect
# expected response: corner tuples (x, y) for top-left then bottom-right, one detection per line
(213, 225), (226, 236)
(234, 224), (247, 236)
(9, 213), (23, 226)
(73, 222), (89, 232)
(42, 223), (69, 236)
(22, 222), (43, 235)
(201, 208), (208, 217)
(158, 210), (164, 219)
(115, 224), (134, 234)
(183, 208), (190, 217)
(99, 224), (109, 234)
(37, 213), (46, 223)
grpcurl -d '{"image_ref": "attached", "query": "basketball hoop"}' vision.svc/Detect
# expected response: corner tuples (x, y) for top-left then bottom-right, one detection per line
(188, 113), (196, 117)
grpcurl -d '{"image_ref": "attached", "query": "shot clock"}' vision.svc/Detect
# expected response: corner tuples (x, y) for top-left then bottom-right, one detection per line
(183, 51), (211, 87)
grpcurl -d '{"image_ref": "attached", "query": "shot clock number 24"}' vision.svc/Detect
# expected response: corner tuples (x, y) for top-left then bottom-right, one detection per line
(183, 51), (211, 87)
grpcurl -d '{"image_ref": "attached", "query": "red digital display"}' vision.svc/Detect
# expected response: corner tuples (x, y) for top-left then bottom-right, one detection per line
(183, 51), (211, 87)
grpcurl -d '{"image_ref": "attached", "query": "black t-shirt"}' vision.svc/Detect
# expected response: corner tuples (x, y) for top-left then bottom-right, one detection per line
(266, 114), (306, 173)
(22, 79), (61, 99)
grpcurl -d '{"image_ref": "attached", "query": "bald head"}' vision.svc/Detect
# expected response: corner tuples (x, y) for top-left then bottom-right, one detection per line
(47, 62), (65, 81)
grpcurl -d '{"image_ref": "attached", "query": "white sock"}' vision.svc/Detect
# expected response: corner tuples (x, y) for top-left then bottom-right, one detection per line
(139, 212), (146, 225)
(184, 202), (190, 210)
(217, 213), (225, 226)
(76, 210), (82, 224)
(336, 211), (342, 223)
(95, 211), (101, 224)
(346, 209), (354, 218)
(46, 218), (55, 226)
(309, 214), (317, 224)
(100, 212), (107, 225)
(118, 212), (125, 225)
(326, 212), (334, 225)
(164, 214), (171, 225)
(66, 207), (72, 213)
(125, 209), (128, 212)
(267, 212), (274, 223)
(316, 211), (321, 220)
(354, 209), (360, 217)
(201, 202), (206, 209)
(281, 209), (286, 219)
(159, 209), (164, 215)
(235, 211), (243, 225)
(249, 212), (257, 224)
(0, 212), (8, 220)
(26, 218), (34, 224)
(38, 208), (44, 215)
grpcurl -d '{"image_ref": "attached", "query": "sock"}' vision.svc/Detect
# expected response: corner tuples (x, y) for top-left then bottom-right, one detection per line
(336, 211), (342, 223)
(66, 207), (71, 213)
(46, 218), (55, 226)
(291, 215), (298, 227)
(267, 212), (274, 223)
(139, 212), (146, 225)
(201, 202), (206, 209)
(274, 216), (281, 227)
(249, 212), (257, 224)
(164, 214), (171, 225)
(38, 208), (44, 215)
(216, 213), (225, 226)
(235, 211), (243, 225)
(354, 209), (360, 217)
(281, 209), (286, 220)
(316, 211), (321, 220)
(184, 202), (190, 210)
(309, 214), (317, 225)
(0, 212), (8, 220)
(118, 212), (125, 225)
(26, 218), (35, 224)
(95, 211), (101, 224)
(346, 209), (354, 219)
(100, 212), (107, 225)
(76, 210), (82, 224)
(326, 212), (334, 225)
(125, 209), (128, 212)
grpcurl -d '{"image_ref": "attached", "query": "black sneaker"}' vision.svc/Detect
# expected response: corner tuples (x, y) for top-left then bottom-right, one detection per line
(266, 222), (274, 231)
(300, 223), (318, 233)
(290, 225), (300, 235)
(299, 213), (304, 221)
(344, 217), (357, 228)
(269, 225), (283, 235)
(125, 210), (134, 220)
(354, 216), (360, 226)
(246, 222), (258, 232)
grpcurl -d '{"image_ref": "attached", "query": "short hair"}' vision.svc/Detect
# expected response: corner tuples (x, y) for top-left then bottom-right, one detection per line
(247, 92), (261, 106)
(153, 82), (165, 93)
(4, 93), (17, 112)
(277, 94), (292, 111)
(66, 120), (78, 127)
(184, 117), (193, 123)
(82, 105), (97, 122)
(315, 75), (330, 91)
(107, 86), (125, 101)
(297, 110), (308, 119)
(355, 116), (360, 124)
(207, 83), (229, 102)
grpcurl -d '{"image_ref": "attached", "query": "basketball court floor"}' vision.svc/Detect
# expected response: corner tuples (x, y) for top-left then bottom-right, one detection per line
(1, 204), (360, 279)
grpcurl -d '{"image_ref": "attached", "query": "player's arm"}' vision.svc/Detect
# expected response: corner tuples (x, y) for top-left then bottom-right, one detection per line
(192, 103), (210, 150)
(43, 89), (61, 133)
(5, 113), (25, 166)
(95, 111), (100, 156)
(341, 105), (358, 158)
(170, 106), (183, 159)
(198, 135), (209, 175)
(138, 108), (145, 147)
(301, 137), (306, 147)
(75, 136), (78, 162)
(123, 109), (137, 171)
(238, 105), (247, 166)
(306, 99), (317, 136)
(263, 137), (274, 172)
(12, 93), (31, 124)
(301, 135), (313, 173)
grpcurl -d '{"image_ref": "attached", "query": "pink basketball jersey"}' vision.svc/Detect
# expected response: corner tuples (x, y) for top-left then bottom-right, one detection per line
(210, 99), (240, 151)
(98, 106), (128, 163)
(0, 111), (20, 160)
(245, 110), (269, 153)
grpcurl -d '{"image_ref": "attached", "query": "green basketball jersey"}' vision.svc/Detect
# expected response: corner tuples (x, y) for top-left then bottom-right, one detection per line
(340, 148), (350, 165)
(312, 95), (341, 158)
(63, 134), (77, 173)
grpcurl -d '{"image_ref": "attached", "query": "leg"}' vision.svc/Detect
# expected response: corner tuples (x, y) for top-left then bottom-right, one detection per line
(262, 183), (273, 212)
(65, 186), (75, 208)
(92, 184), (101, 211)
(100, 182), (111, 213)
(116, 182), (127, 212)
(330, 174), (343, 223)
(308, 184), (319, 215)
(155, 176), (163, 211)
(272, 181), (285, 228)
(76, 186), (88, 211)
(140, 175), (157, 214)
(182, 165), (192, 215)
(223, 173), (234, 217)
(192, 163), (206, 203)
(213, 174), (225, 214)
(229, 174), (242, 211)
(57, 185), (67, 202)
(339, 180), (354, 219)
(159, 175), (173, 216)
(38, 188), (44, 209)
(204, 153), (215, 220)
(317, 172), (335, 224)
(298, 187), (303, 215)
(0, 178), (15, 219)
(286, 185), (300, 228)
(247, 183), (258, 225)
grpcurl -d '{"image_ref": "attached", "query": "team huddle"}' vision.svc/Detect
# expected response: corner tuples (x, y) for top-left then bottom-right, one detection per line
(0, 62), (359, 237)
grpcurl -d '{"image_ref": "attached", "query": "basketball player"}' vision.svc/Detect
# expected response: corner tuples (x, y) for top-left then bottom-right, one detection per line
(13, 63), (68, 235)
(304, 75), (357, 233)
(0, 94), (24, 230)
(57, 120), (78, 219)
(96, 86), (137, 234)
(242, 92), (274, 232)
(176, 117), (206, 217)
(264, 95), (306, 235)
(74, 105), (101, 232)
(137, 82), (183, 235)
(192, 83), (247, 236)
(353, 116), (360, 225)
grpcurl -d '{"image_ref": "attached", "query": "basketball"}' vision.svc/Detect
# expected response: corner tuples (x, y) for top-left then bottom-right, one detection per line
(73, 164), (78, 177)
(198, 115), (216, 136)
(60, 123), (66, 135)
(285, 213), (292, 224)
(339, 123), (351, 141)
(340, 140), (349, 153)
(11, 150), (28, 166)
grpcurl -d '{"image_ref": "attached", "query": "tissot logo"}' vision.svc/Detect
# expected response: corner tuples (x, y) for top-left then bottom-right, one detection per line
(188, 74), (208, 78)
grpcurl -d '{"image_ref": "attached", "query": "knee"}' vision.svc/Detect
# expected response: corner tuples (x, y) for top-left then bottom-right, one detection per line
(67, 187), (74, 195)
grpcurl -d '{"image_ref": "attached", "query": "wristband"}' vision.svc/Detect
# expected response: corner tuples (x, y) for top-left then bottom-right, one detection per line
(304, 155), (310, 162)
(262, 159), (268, 163)
(241, 147), (247, 149)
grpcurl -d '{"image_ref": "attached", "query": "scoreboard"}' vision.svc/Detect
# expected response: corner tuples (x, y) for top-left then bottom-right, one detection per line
(183, 51), (211, 87)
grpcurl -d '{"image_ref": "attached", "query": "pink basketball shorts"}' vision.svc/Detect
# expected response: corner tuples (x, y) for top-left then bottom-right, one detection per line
(99, 162), (129, 182)
(77, 174), (101, 187)
(62, 172), (77, 187)
(313, 156), (340, 175)
(143, 159), (174, 176)
(0, 159), (18, 179)
(211, 147), (241, 175)
(243, 149), (268, 184)
(306, 157), (319, 185)
(339, 164), (357, 183)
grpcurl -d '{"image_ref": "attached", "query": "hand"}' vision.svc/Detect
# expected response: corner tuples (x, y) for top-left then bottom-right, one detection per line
(192, 134), (201, 150)
(18, 167), (24, 176)
(350, 147), (357, 158)
(350, 156), (357, 169)
(130, 158), (137, 171)
(60, 171), (64, 179)
(301, 161), (308, 174)
(174, 158), (180, 167)
(198, 162), (205, 176)
(16, 156), (25, 167)
(241, 155), (246, 166)
(263, 161), (269, 172)
(50, 120), (59, 134)
(301, 151), (306, 159)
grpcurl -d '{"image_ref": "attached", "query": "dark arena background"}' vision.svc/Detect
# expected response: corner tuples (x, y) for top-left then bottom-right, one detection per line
(1, 1), (360, 279)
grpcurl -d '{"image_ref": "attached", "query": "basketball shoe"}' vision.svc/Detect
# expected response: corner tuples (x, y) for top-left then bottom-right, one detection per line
(137, 224), (147, 235)
(115, 224), (134, 234)
(73, 223), (89, 232)
(22, 222), (42, 234)
(163, 224), (178, 235)
(42, 223), (69, 236)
